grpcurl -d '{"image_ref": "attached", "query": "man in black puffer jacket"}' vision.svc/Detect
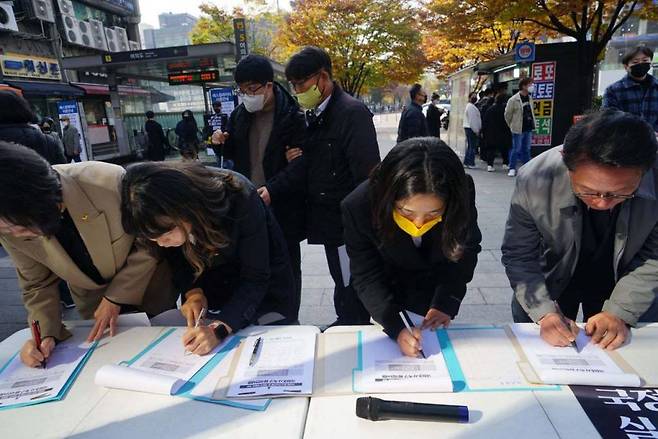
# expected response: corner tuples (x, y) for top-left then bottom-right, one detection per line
(0, 91), (65, 165)
(284, 46), (381, 326)
(211, 55), (307, 322)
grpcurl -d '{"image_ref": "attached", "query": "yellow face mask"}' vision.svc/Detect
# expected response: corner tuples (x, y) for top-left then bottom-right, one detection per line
(393, 210), (442, 238)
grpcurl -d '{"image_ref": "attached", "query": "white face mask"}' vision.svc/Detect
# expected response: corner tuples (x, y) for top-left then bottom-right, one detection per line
(526, 85), (535, 94)
(242, 94), (265, 113)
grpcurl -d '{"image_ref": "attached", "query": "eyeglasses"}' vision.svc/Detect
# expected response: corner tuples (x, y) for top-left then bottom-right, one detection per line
(573, 191), (636, 200)
(235, 83), (266, 97)
(288, 71), (321, 92)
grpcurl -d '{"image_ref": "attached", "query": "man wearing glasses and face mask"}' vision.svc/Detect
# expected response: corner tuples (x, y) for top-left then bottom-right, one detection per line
(502, 110), (658, 351)
(211, 54), (307, 321)
(604, 46), (658, 132)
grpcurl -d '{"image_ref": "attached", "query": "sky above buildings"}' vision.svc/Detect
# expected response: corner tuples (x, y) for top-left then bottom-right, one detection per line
(140, 0), (291, 28)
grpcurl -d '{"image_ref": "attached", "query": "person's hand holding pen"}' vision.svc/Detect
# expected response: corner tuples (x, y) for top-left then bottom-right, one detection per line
(397, 311), (427, 358)
(182, 313), (233, 356)
(180, 288), (208, 328)
(20, 320), (55, 368)
(539, 312), (580, 348)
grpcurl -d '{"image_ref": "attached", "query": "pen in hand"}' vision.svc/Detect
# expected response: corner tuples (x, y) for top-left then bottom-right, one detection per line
(561, 315), (580, 353)
(184, 307), (206, 355)
(399, 311), (426, 359)
(31, 320), (46, 368)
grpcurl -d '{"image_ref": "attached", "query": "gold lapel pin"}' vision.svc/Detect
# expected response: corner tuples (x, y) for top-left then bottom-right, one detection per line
(82, 214), (89, 221)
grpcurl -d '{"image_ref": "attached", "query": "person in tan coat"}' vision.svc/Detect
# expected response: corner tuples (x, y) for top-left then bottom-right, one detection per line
(0, 142), (175, 367)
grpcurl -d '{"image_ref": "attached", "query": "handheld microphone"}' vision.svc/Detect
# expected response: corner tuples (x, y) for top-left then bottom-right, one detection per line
(356, 396), (469, 423)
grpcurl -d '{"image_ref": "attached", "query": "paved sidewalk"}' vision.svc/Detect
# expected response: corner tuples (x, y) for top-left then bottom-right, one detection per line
(0, 113), (517, 341)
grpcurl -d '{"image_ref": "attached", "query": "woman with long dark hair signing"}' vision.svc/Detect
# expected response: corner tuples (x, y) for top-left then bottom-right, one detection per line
(342, 138), (482, 357)
(121, 162), (295, 354)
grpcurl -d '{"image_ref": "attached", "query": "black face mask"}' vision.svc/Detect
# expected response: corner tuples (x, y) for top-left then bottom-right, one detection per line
(630, 62), (651, 78)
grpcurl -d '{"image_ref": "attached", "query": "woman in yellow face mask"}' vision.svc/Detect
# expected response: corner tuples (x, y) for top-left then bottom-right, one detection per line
(342, 137), (482, 357)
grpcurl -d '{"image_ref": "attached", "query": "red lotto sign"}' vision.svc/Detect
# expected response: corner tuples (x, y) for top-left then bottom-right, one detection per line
(532, 62), (556, 83)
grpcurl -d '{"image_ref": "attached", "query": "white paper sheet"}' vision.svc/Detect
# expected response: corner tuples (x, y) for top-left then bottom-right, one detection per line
(65, 312), (151, 328)
(355, 328), (453, 393)
(129, 328), (221, 382)
(511, 324), (641, 386)
(95, 364), (184, 395)
(338, 245), (350, 287)
(447, 328), (529, 389)
(0, 339), (93, 407)
(226, 333), (316, 398)
(189, 348), (270, 409)
(95, 328), (224, 395)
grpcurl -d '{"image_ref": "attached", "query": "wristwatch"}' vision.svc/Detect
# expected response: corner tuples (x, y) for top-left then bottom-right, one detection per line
(209, 321), (229, 340)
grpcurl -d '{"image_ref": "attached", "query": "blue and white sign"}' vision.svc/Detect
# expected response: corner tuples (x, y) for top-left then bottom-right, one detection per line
(57, 100), (89, 161)
(533, 82), (555, 100)
(515, 42), (536, 63)
(209, 87), (237, 116)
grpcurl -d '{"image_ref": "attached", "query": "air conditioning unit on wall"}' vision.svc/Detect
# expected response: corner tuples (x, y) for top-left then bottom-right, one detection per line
(88, 19), (108, 51)
(0, 2), (19, 33)
(104, 26), (118, 52)
(77, 19), (94, 48)
(61, 14), (83, 46)
(21, 0), (56, 23)
(56, 0), (74, 16)
(113, 26), (129, 52)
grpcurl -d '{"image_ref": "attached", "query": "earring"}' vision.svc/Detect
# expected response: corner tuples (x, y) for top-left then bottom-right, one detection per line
(188, 233), (196, 245)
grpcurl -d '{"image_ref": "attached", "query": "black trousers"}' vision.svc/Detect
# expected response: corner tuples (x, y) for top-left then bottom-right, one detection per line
(286, 236), (302, 322)
(324, 245), (371, 325)
(485, 143), (510, 167)
(65, 154), (81, 163)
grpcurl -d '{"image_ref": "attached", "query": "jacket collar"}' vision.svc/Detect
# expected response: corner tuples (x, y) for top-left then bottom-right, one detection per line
(54, 167), (117, 281)
(309, 82), (343, 128)
(620, 73), (658, 89)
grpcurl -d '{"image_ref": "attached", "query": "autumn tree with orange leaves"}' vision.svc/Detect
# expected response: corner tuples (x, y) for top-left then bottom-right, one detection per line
(276, 0), (427, 97)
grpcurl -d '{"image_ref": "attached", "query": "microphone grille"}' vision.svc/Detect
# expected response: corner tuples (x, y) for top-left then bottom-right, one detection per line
(355, 397), (371, 419)
(356, 397), (380, 420)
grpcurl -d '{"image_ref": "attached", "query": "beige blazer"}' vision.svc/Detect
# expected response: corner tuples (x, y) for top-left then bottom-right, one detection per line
(0, 162), (175, 340)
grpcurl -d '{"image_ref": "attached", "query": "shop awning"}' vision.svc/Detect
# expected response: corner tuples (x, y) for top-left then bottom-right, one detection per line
(0, 84), (23, 95)
(5, 80), (85, 97)
(72, 82), (154, 97)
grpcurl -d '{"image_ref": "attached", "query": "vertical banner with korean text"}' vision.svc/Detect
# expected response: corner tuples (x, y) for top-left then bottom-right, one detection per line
(571, 386), (658, 439)
(531, 61), (557, 147)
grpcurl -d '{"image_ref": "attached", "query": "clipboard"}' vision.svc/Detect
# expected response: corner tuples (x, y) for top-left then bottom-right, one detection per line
(506, 325), (650, 387)
(0, 339), (98, 411)
(312, 325), (562, 396)
(121, 328), (270, 411)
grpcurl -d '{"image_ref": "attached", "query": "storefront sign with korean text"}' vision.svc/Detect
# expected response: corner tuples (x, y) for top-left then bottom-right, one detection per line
(531, 61), (557, 146)
(0, 52), (61, 80)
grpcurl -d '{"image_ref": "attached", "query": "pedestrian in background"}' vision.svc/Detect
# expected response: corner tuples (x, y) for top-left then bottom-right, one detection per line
(603, 46), (658, 132)
(397, 83), (429, 142)
(426, 92), (443, 138)
(482, 93), (511, 172)
(60, 115), (82, 163)
(504, 77), (535, 177)
(0, 90), (65, 165)
(462, 92), (481, 169)
(144, 111), (169, 161)
(175, 109), (199, 160)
